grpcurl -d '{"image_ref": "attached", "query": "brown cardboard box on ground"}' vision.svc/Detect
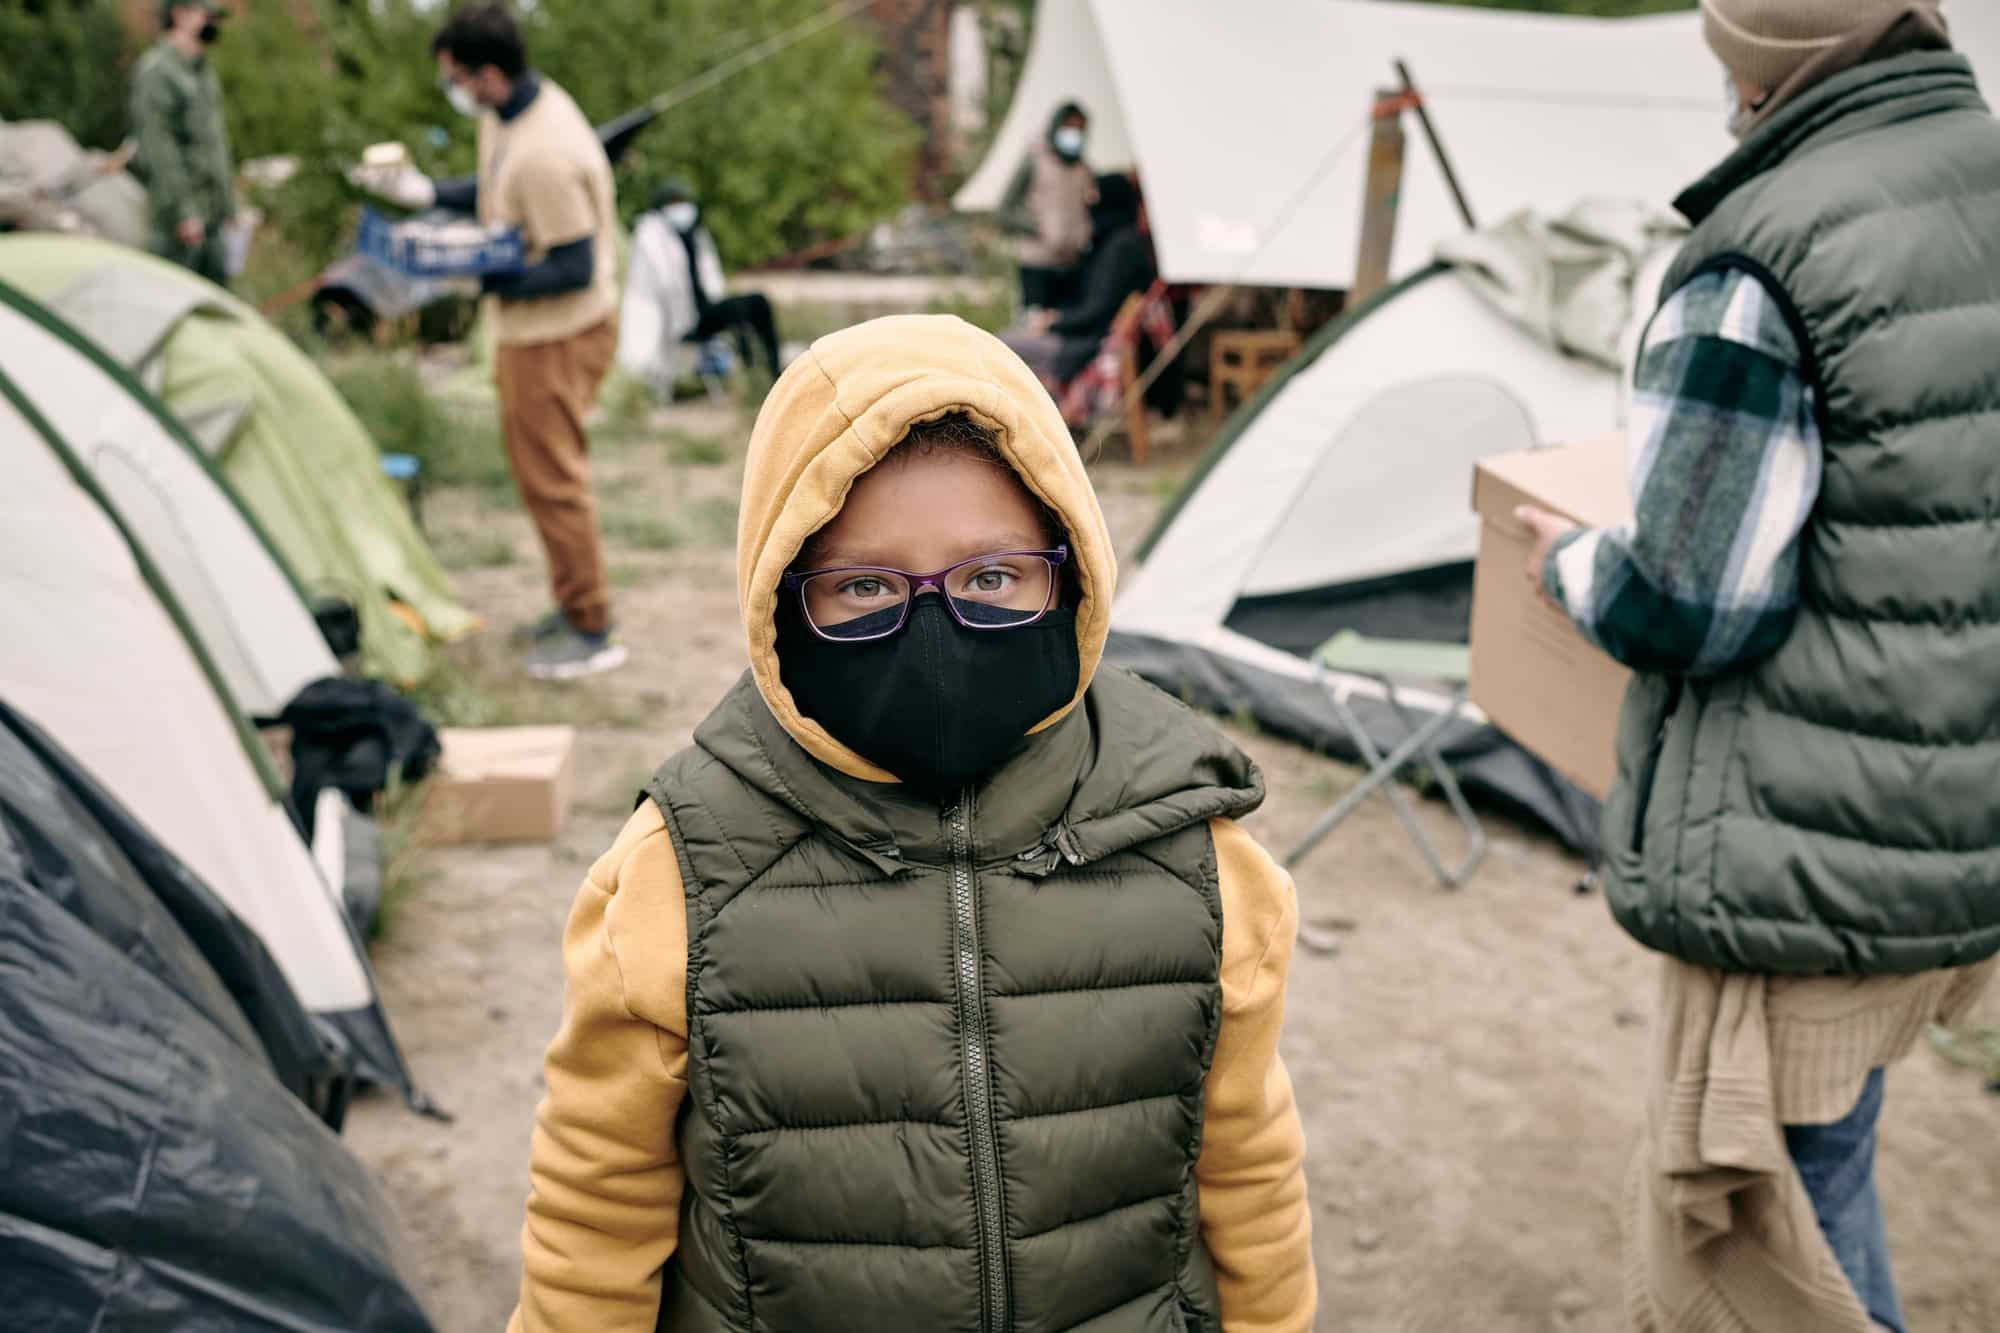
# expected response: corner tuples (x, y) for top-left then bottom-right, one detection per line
(1469, 436), (1634, 800)
(422, 726), (578, 846)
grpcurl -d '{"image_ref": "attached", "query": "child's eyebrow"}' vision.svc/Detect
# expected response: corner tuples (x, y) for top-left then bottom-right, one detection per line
(808, 532), (1055, 570)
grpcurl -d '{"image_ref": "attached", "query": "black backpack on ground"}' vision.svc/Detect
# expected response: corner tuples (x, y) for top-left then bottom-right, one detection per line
(279, 679), (440, 843)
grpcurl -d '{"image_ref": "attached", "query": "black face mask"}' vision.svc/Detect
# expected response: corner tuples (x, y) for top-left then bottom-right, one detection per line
(777, 597), (1081, 799)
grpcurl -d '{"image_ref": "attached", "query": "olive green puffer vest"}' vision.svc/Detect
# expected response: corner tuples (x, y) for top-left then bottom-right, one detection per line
(643, 667), (1263, 1331)
(1602, 52), (2000, 976)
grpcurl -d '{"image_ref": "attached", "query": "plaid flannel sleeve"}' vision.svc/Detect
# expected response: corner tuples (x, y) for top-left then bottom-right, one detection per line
(1541, 267), (1822, 676)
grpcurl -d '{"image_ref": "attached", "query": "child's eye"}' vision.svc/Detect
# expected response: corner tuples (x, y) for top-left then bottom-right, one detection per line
(838, 576), (893, 600)
(969, 569), (1015, 593)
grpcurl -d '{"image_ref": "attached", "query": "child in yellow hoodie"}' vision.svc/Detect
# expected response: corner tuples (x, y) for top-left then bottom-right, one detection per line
(509, 315), (1315, 1332)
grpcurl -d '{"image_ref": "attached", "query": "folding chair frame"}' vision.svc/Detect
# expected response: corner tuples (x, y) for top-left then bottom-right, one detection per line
(1283, 667), (1488, 889)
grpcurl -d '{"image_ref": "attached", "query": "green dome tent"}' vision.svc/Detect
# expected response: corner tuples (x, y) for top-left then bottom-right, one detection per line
(0, 233), (476, 684)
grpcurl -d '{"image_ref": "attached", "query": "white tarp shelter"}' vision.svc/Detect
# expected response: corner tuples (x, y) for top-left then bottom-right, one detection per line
(0, 294), (416, 1098)
(960, 0), (2000, 290)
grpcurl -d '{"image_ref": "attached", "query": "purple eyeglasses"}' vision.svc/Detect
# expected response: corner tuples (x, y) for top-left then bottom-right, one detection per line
(781, 546), (1069, 642)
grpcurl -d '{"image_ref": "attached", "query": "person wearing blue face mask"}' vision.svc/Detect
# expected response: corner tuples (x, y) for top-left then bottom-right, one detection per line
(998, 102), (1096, 312)
(617, 178), (782, 392)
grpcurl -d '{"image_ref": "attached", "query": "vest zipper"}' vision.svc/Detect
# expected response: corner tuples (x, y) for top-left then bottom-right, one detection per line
(950, 794), (1008, 1333)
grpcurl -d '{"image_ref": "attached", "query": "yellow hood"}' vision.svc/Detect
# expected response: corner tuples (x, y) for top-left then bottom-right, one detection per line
(736, 314), (1116, 783)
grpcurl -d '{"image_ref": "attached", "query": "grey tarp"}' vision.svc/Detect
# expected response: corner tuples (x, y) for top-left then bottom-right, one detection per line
(0, 700), (342, 1116)
(0, 120), (146, 248)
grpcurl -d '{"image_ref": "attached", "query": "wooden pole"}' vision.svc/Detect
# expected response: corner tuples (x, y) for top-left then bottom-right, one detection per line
(1394, 59), (1477, 231)
(1352, 88), (1407, 306)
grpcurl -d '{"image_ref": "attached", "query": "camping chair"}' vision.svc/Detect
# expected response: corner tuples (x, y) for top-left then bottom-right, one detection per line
(1057, 278), (1174, 462)
(1284, 630), (1488, 888)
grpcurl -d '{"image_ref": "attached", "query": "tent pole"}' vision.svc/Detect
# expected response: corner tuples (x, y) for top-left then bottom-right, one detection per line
(1394, 59), (1477, 232)
(1352, 86), (1408, 306)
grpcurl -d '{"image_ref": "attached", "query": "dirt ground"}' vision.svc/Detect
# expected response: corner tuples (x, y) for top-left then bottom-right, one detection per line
(345, 399), (2000, 1333)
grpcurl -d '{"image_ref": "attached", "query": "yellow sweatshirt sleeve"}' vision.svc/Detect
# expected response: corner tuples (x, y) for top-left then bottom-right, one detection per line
(509, 804), (690, 1333)
(1199, 818), (1316, 1332)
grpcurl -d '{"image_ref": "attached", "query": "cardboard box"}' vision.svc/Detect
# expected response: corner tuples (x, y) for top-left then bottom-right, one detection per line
(422, 726), (578, 846)
(1468, 437), (1633, 800)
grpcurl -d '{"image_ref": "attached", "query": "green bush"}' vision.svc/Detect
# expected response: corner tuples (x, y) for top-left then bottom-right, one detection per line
(0, 0), (134, 150)
(326, 352), (512, 492)
(531, 0), (921, 269)
(213, 0), (918, 277)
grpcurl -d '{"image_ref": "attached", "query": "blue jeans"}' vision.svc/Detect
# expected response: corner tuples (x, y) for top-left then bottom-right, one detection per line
(1783, 1068), (1905, 1332)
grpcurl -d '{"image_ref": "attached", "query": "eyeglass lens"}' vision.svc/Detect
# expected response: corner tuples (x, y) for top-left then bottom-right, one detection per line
(799, 555), (1057, 641)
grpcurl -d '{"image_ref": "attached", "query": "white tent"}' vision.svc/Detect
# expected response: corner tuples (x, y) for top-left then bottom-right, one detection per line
(0, 280), (388, 929)
(0, 310), (416, 1098)
(960, 0), (2000, 291)
(0, 287), (337, 721)
(1106, 254), (1674, 850)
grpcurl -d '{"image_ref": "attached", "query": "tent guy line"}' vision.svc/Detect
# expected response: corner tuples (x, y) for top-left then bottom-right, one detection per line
(641, 0), (876, 120)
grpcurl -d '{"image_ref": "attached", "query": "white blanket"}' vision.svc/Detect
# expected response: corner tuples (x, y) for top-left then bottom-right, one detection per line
(1437, 198), (1686, 371)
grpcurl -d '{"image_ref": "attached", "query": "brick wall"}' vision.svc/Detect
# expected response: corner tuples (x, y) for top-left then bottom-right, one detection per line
(865, 0), (952, 201)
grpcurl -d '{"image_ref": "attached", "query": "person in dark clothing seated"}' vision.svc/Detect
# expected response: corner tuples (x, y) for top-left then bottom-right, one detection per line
(618, 178), (781, 387)
(999, 173), (1156, 389)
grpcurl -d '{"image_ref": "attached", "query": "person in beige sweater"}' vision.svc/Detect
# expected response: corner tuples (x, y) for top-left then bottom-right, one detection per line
(509, 315), (1315, 1331)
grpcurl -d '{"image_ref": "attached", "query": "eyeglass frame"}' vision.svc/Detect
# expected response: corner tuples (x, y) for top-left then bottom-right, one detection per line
(780, 545), (1070, 643)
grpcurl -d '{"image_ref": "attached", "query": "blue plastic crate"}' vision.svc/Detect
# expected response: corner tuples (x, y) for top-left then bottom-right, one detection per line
(356, 208), (525, 279)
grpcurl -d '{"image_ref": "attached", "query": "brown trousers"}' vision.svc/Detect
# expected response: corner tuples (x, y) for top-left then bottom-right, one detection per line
(496, 318), (617, 634)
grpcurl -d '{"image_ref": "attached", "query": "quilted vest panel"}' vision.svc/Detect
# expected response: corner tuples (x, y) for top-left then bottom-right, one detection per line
(1602, 53), (2000, 974)
(646, 670), (1254, 1331)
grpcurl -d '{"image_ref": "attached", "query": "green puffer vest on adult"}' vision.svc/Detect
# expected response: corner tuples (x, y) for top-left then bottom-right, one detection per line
(642, 666), (1262, 1332)
(1602, 51), (2000, 977)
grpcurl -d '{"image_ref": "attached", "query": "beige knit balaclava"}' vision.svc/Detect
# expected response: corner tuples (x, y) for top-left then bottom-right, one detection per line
(1702, 0), (1938, 90)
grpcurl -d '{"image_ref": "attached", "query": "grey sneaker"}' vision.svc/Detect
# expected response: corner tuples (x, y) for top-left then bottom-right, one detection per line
(509, 607), (568, 646)
(523, 626), (629, 680)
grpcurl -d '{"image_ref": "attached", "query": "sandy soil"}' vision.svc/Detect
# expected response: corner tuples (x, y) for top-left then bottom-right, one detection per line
(345, 401), (2000, 1333)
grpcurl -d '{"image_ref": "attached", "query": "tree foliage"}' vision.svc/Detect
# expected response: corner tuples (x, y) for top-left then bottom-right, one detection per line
(204, 0), (919, 273)
(0, 0), (135, 150)
(526, 0), (921, 269)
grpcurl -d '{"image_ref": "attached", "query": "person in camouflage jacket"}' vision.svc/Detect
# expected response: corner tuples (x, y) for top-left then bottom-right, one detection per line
(130, 1), (234, 285)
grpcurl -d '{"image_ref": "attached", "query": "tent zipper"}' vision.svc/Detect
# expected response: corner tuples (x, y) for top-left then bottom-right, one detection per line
(950, 794), (1008, 1333)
